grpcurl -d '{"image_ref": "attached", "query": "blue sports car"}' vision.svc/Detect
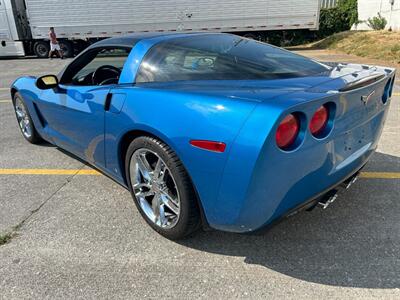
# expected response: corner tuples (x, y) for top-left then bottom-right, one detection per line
(11, 33), (396, 239)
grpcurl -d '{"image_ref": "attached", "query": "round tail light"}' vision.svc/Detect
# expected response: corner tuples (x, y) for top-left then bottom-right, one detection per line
(310, 105), (329, 137)
(276, 114), (300, 150)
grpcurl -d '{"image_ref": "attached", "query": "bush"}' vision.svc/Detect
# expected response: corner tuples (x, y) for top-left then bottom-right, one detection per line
(261, 0), (359, 46)
(366, 13), (387, 30)
(337, 0), (358, 28)
(319, 8), (347, 37)
(318, 0), (358, 38)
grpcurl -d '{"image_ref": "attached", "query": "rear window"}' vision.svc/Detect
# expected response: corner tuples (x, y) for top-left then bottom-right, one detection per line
(136, 34), (330, 83)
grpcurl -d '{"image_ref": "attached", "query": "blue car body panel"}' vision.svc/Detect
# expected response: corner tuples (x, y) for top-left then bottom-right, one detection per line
(11, 33), (396, 232)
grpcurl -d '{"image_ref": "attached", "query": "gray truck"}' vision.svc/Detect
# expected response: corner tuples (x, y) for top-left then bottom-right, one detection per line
(0, 0), (321, 57)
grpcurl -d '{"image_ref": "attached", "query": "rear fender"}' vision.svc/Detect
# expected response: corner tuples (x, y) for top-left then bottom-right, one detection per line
(105, 87), (258, 223)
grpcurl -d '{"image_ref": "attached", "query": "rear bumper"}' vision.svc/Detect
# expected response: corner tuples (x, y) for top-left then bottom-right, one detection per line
(212, 143), (376, 233)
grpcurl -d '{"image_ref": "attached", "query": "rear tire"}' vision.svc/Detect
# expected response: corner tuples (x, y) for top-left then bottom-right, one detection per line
(125, 136), (201, 240)
(33, 41), (50, 58)
(12, 92), (43, 144)
(59, 40), (73, 58)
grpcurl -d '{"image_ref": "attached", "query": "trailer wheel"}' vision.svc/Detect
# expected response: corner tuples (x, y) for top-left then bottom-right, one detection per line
(33, 41), (50, 58)
(59, 40), (73, 58)
(74, 40), (89, 54)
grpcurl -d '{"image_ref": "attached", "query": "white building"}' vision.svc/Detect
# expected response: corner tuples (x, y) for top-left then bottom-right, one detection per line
(357, 0), (400, 30)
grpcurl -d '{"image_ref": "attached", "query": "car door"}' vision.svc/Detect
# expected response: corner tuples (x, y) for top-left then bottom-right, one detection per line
(36, 47), (131, 168)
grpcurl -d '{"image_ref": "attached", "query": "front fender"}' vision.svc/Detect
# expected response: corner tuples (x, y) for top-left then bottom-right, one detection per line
(11, 76), (51, 140)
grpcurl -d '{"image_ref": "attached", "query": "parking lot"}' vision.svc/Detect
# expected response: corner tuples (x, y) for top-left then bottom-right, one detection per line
(0, 51), (399, 299)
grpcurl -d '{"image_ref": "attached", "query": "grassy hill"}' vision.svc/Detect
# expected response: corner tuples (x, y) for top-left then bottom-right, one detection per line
(302, 31), (400, 64)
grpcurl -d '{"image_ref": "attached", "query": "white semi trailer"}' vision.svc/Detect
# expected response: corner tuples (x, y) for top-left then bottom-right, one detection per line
(0, 0), (321, 58)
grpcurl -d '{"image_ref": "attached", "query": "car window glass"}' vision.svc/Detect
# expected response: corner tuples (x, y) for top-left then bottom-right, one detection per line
(62, 47), (130, 86)
(136, 34), (329, 83)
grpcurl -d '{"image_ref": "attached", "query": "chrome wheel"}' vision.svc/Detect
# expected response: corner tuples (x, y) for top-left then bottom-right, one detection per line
(129, 148), (180, 229)
(14, 98), (33, 139)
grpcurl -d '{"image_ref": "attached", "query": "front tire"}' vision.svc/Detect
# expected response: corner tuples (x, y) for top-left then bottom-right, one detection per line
(12, 93), (43, 144)
(125, 136), (201, 240)
(33, 41), (50, 58)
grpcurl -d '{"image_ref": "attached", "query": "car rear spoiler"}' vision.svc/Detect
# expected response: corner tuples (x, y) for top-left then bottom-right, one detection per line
(338, 73), (386, 92)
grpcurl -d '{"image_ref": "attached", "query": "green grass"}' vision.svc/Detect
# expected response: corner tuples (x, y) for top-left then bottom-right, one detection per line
(306, 31), (400, 64)
(0, 232), (14, 246)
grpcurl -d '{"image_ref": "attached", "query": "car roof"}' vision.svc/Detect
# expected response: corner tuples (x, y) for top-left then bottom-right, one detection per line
(91, 32), (202, 48)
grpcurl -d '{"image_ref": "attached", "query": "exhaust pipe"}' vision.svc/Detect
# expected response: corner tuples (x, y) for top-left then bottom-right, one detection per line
(340, 172), (359, 189)
(292, 170), (362, 214)
(316, 172), (359, 210)
(317, 190), (338, 209)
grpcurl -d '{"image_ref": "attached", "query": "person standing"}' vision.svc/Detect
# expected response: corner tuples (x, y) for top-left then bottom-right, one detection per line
(48, 27), (63, 59)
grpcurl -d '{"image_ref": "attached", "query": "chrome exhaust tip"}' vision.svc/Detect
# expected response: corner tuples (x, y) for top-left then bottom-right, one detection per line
(341, 173), (359, 189)
(317, 190), (338, 209)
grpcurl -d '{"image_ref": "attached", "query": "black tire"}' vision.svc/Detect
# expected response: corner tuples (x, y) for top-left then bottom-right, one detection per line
(12, 92), (43, 144)
(125, 136), (201, 240)
(74, 39), (89, 54)
(59, 40), (73, 58)
(33, 41), (50, 58)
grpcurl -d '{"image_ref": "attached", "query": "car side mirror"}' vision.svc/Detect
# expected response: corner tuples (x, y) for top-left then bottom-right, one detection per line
(36, 75), (59, 90)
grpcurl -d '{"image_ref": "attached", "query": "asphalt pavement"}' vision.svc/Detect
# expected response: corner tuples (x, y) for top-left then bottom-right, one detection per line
(0, 52), (399, 299)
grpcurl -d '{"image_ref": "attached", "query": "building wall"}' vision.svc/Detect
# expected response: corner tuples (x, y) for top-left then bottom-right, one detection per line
(357, 0), (400, 30)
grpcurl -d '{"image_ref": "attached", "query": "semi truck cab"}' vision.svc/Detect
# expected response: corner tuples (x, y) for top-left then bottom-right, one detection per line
(0, 0), (26, 56)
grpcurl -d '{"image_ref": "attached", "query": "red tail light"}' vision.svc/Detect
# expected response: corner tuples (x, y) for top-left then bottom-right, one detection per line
(276, 114), (300, 149)
(309, 105), (329, 136)
(190, 140), (226, 153)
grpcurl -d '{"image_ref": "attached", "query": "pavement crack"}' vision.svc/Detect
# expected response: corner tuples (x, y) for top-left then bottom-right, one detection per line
(0, 166), (86, 246)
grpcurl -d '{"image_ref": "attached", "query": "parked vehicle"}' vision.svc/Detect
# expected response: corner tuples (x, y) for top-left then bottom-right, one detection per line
(0, 0), (321, 58)
(11, 33), (396, 239)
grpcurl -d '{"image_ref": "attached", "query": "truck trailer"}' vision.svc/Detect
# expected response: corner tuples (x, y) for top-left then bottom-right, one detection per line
(0, 0), (321, 58)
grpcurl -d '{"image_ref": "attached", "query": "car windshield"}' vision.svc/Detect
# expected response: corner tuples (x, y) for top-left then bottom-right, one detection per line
(136, 34), (330, 83)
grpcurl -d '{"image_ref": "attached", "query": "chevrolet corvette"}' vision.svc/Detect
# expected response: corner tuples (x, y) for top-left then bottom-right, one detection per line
(11, 33), (396, 239)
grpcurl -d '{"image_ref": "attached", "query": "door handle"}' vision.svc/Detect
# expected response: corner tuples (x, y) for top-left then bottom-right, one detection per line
(104, 93), (126, 114)
(104, 93), (112, 111)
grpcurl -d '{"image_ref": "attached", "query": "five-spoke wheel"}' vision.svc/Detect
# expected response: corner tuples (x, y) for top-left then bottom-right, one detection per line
(130, 149), (180, 228)
(12, 93), (42, 144)
(14, 97), (33, 139)
(126, 136), (200, 239)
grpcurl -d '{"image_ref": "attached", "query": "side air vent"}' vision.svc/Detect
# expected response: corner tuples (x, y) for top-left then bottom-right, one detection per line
(32, 102), (48, 128)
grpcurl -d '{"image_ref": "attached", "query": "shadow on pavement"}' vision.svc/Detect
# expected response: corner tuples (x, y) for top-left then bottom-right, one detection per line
(181, 151), (400, 289)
